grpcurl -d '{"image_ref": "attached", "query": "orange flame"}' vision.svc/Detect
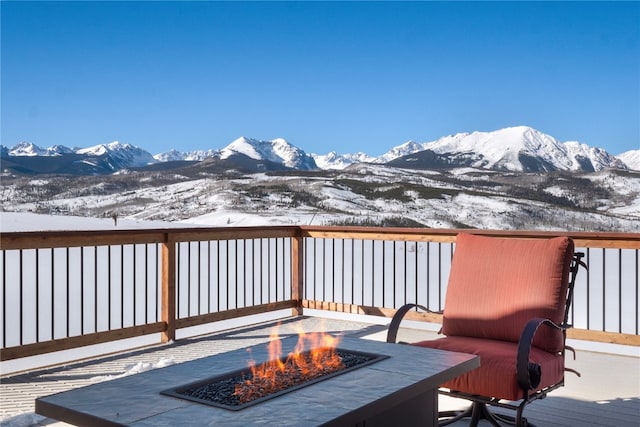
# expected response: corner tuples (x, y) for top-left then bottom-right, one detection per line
(234, 323), (344, 403)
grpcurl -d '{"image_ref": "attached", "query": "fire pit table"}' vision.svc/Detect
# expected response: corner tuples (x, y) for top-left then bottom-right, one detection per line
(36, 336), (478, 426)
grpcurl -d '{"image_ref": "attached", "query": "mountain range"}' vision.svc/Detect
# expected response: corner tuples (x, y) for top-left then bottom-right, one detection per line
(2, 125), (638, 232)
(2, 126), (638, 175)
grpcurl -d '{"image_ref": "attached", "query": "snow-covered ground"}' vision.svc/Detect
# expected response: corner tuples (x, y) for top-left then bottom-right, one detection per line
(0, 212), (196, 232)
(2, 162), (639, 232)
(1, 357), (174, 427)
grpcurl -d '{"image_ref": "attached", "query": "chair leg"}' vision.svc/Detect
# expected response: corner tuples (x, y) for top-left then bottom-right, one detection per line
(438, 407), (473, 426)
(472, 402), (502, 427)
(469, 402), (484, 426)
(438, 402), (532, 427)
(488, 399), (533, 427)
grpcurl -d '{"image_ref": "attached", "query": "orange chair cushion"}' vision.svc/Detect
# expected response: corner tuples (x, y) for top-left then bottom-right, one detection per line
(441, 233), (574, 352)
(415, 336), (565, 401)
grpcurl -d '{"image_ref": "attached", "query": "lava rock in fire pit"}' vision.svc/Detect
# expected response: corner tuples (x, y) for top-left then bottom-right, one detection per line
(170, 349), (385, 410)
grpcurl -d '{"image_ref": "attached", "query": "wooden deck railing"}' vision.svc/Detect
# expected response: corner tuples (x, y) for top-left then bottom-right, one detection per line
(1, 226), (638, 361)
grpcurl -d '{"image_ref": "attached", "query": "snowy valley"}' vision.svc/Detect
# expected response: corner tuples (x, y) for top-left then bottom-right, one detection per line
(2, 162), (638, 232)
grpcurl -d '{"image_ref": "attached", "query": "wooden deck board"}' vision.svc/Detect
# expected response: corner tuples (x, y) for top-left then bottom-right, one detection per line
(1, 315), (638, 426)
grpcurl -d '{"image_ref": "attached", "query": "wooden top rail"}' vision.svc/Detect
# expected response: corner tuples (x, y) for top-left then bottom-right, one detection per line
(0, 230), (168, 250)
(0, 226), (300, 250)
(2, 226), (639, 250)
(299, 226), (640, 249)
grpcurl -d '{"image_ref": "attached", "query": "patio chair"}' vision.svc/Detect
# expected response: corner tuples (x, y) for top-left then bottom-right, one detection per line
(386, 232), (586, 427)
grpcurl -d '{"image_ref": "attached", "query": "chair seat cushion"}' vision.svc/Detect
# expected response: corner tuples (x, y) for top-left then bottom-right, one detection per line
(414, 336), (565, 401)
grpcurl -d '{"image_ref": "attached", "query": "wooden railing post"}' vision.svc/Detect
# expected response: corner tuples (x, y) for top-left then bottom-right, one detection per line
(291, 234), (304, 316)
(161, 234), (176, 343)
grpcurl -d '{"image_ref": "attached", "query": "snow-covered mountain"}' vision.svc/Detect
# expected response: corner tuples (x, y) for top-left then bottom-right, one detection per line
(373, 140), (427, 164)
(8, 141), (74, 157)
(311, 151), (375, 170)
(2, 126), (634, 175)
(1, 141), (158, 175)
(219, 137), (317, 170)
(153, 148), (220, 162)
(76, 141), (157, 169)
(380, 126), (627, 172)
(617, 150), (640, 171)
(1, 138), (317, 174)
(152, 138), (317, 170)
(312, 126), (630, 172)
(5, 140), (157, 166)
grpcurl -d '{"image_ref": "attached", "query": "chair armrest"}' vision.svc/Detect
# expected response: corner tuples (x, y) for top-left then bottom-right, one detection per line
(386, 303), (439, 343)
(516, 318), (566, 392)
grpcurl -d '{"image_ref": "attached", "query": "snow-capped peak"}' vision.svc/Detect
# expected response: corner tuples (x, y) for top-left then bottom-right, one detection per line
(311, 151), (375, 170)
(617, 149), (640, 171)
(421, 126), (565, 170)
(77, 141), (128, 156)
(153, 148), (219, 162)
(9, 141), (48, 156)
(220, 137), (317, 170)
(396, 126), (624, 172)
(74, 141), (157, 168)
(47, 145), (75, 155)
(153, 149), (184, 162)
(374, 140), (428, 164)
(7, 141), (74, 157)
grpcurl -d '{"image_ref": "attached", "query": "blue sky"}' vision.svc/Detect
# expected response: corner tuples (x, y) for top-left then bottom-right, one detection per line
(2, 1), (639, 156)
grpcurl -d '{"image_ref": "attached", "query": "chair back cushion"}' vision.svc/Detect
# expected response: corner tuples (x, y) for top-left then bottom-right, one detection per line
(441, 233), (574, 352)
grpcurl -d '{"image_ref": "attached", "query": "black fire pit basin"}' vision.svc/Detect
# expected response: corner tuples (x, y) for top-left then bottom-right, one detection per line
(161, 348), (389, 411)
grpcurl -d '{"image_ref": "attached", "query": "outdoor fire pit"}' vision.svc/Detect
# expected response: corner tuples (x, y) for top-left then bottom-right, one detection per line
(162, 348), (388, 410)
(36, 330), (479, 426)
